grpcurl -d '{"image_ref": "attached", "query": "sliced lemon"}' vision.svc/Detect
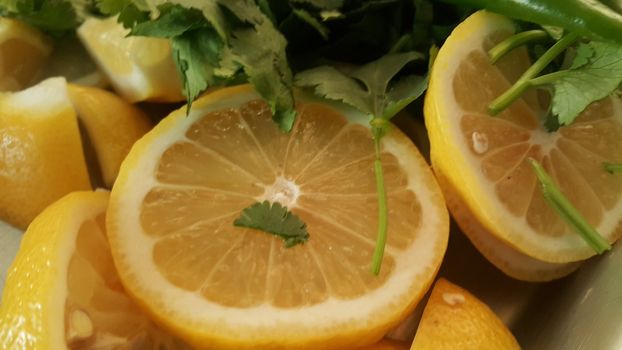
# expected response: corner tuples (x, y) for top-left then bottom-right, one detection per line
(0, 191), (185, 349)
(77, 16), (184, 103)
(410, 278), (519, 350)
(107, 85), (449, 349)
(425, 10), (622, 280)
(0, 77), (151, 229)
(0, 18), (52, 91)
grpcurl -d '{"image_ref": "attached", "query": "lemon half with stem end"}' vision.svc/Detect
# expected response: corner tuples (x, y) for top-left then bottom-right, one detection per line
(425, 10), (622, 281)
(0, 191), (186, 349)
(107, 84), (449, 349)
(0, 17), (52, 92)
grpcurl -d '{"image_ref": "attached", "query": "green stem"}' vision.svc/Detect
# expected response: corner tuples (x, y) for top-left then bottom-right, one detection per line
(604, 162), (622, 174)
(529, 158), (611, 254)
(370, 126), (389, 275)
(488, 30), (549, 64)
(488, 32), (580, 116)
(529, 70), (569, 86)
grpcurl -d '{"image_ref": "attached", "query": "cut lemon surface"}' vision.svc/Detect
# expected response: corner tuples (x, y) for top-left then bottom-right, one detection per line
(425, 10), (622, 280)
(0, 77), (152, 229)
(78, 16), (184, 103)
(107, 85), (449, 349)
(0, 18), (52, 91)
(0, 191), (185, 349)
(410, 278), (519, 350)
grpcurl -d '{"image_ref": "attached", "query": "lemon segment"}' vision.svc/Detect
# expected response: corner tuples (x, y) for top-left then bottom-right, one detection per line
(107, 85), (449, 349)
(425, 10), (622, 277)
(0, 191), (185, 349)
(77, 16), (184, 103)
(0, 77), (91, 229)
(67, 83), (152, 187)
(0, 18), (52, 91)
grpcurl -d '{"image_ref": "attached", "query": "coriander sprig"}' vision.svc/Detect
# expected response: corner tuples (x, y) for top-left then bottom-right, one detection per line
(296, 52), (427, 274)
(488, 31), (580, 116)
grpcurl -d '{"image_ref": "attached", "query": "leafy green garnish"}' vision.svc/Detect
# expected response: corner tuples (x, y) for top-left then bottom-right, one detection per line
(234, 201), (309, 247)
(219, 0), (296, 132)
(0, 0), (79, 33)
(296, 52), (427, 274)
(529, 158), (611, 254)
(604, 162), (622, 174)
(530, 41), (622, 126)
(126, 4), (227, 111)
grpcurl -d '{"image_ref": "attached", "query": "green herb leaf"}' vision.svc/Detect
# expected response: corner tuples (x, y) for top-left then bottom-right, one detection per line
(171, 28), (224, 111)
(1, 0), (79, 33)
(234, 201), (309, 247)
(291, 0), (344, 11)
(292, 8), (329, 40)
(116, 3), (148, 27)
(351, 52), (424, 117)
(130, 4), (206, 37)
(296, 52), (425, 118)
(222, 0), (296, 131)
(97, 0), (128, 14)
(295, 66), (370, 113)
(529, 158), (611, 254)
(569, 42), (595, 69)
(604, 162), (622, 174)
(533, 41), (622, 126)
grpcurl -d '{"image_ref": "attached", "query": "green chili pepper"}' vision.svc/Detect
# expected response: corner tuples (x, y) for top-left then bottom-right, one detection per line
(441, 0), (622, 44)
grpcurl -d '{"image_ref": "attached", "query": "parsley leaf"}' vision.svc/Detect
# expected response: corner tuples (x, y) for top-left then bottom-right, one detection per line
(533, 41), (622, 126)
(234, 201), (309, 247)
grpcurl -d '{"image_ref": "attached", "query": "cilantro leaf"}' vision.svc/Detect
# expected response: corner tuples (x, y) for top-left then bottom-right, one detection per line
(234, 201), (309, 247)
(171, 28), (224, 111)
(351, 52), (424, 117)
(296, 52), (425, 119)
(291, 0), (344, 10)
(1, 0), (79, 33)
(130, 4), (206, 37)
(384, 74), (429, 119)
(569, 42), (595, 69)
(542, 41), (622, 126)
(222, 0), (296, 132)
(294, 66), (370, 114)
(97, 0), (127, 14)
(292, 8), (329, 40)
